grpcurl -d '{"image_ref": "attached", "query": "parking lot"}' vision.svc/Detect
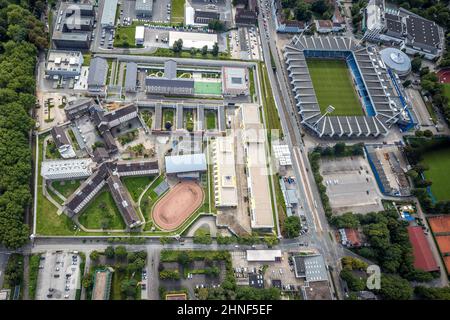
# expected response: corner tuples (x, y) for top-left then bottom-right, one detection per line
(320, 156), (384, 215)
(36, 251), (81, 300)
(229, 27), (261, 60)
(231, 251), (305, 291)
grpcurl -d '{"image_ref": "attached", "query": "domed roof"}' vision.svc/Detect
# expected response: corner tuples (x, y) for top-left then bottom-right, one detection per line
(380, 48), (411, 74)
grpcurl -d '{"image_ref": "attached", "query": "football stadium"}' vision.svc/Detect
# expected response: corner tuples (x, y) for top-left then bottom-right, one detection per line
(284, 36), (415, 138)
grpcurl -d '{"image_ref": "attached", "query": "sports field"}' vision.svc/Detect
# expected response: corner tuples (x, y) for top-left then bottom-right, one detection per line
(421, 147), (450, 201)
(444, 83), (450, 101)
(194, 81), (222, 95)
(306, 59), (364, 116)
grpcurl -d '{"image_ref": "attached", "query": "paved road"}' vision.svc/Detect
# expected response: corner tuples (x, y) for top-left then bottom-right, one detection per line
(0, 252), (10, 289)
(257, 0), (345, 299)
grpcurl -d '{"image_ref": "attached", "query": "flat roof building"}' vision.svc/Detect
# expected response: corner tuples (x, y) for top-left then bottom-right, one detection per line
(135, 26), (145, 46)
(169, 31), (218, 50)
(222, 67), (249, 97)
(87, 57), (108, 94)
(239, 104), (274, 231)
(407, 226), (439, 272)
(165, 153), (207, 178)
(293, 254), (329, 282)
(194, 10), (220, 25)
(135, 0), (153, 18)
(41, 159), (93, 180)
(46, 50), (83, 78)
(101, 0), (118, 27)
(246, 250), (282, 262)
(52, 32), (90, 49)
(212, 136), (238, 207)
(235, 8), (258, 25)
(124, 62), (138, 92)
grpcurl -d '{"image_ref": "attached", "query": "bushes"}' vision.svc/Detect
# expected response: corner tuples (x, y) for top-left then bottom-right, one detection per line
(284, 216), (301, 238)
(28, 254), (41, 299)
(159, 269), (180, 280)
(193, 228), (212, 244)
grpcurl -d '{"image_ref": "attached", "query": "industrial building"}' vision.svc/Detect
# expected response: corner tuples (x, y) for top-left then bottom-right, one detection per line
(135, 0), (153, 18)
(135, 26), (145, 46)
(222, 67), (249, 97)
(124, 62), (138, 92)
(165, 153), (207, 179)
(41, 159), (93, 181)
(362, 0), (444, 59)
(145, 60), (195, 95)
(246, 250), (282, 262)
(51, 126), (76, 159)
(239, 104), (274, 231)
(52, 2), (94, 49)
(212, 136), (238, 207)
(101, 0), (118, 28)
(45, 50), (84, 79)
(293, 254), (329, 282)
(87, 57), (108, 94)
(168, 31), (218, 50)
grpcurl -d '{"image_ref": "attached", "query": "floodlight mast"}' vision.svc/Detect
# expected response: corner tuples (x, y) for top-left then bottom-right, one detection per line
(313, 105), (335, 128)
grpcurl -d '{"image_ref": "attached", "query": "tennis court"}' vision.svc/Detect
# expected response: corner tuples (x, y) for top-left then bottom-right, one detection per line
(306, 59), (364, 116)
(428, 215), (450, 234)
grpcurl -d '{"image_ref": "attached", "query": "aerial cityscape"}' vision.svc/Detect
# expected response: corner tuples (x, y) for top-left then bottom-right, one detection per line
(1, 0), (450, 305)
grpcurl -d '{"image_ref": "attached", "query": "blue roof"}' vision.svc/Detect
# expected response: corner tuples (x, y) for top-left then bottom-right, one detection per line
(165, 154), (207, 174)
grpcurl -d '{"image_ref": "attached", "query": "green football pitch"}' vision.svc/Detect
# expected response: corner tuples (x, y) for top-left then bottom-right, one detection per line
(421, 147), (450, 201)
(306, 59), (364, 116)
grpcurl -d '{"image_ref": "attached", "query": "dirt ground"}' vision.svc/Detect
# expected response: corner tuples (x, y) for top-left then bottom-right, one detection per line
(152, 180), (204, 231)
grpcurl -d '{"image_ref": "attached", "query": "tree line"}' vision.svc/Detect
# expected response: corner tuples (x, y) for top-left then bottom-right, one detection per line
(0, 2), (47, 249)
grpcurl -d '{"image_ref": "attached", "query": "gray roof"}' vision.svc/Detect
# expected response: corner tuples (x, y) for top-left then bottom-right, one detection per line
(124, 62), (138, 91)
(405, 14), (441, 51)
(164, 60), (177, 79)
(293, 254), (328, 282)
(165, 154), (207, 174)
(145, 77), (194, 89)
(135, 0), (153, 12)
(87, 57), (108, 87)
(53, 32), (89, 41)
(106, 174), (141, 227)
(101, 0), (118, 26)
(51, 126), (70, 148)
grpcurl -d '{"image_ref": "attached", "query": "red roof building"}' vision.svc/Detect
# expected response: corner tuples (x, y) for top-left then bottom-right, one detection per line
(407, 226), (439, 272)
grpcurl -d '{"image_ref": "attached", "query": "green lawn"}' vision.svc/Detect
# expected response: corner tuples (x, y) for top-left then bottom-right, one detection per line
(162, 109), (174, 129)
(123, 176), (155, 202)
(443, 83), (450, 101)
(194, 81), (222, 95)
(205, 111), (216, 130)
(52, 180), (82, 198)
(170, 0), (185, 24)
(306, 59), (364, 116)
(78, 190), (127, 230)
(421, 147), (450, 201)
(114, 26), (137, 48)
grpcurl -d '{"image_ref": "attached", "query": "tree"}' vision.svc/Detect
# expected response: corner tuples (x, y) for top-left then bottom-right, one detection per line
(331, 212), (360, 229)
(411, 56), (422, 73)
(340, 269), (366, 291)
(334, 142), (346, 156)
(160, 236), (174, 244)
(89, 251), (100, 261)
(294, 1), (312, 21)
(172, 39), (183, 52)
(264, 236), (279, 247)
(423, 129), (433, 138)
(82, 274), (92, 288)
(120, 278), (138, 298)
(208, 19), (225, 32)
(201, 45), (208, 55)
(212, 42), (219, 56)
(378, 274), (413, 300)
(177, 251), (192, 267)
(190, 47), (197, 56)
(284, 216), (301, 238)
(403, 80), (411, 87)
(115, 246), (127, 258)
(193, 228), (212, 244)
(104, 246), (115, 258)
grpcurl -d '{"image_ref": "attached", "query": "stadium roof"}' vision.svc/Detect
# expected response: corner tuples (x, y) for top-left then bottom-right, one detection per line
(284, 35), (407, 138)
(246, 250), (282, 262)
(407, 226), (439, 272)
(165, 153), (207, 174)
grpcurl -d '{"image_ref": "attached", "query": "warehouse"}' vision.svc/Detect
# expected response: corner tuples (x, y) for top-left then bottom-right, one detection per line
(169, 31), (218, 50)
(87, 57), (108, 94)
(101, 0), (118, 28)
(124, 62), (138, 92)
(135, 0), (153, 18)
